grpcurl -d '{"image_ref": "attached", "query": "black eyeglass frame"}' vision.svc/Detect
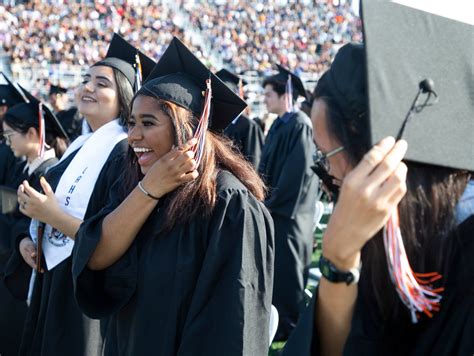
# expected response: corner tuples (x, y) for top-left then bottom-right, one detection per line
(311, 146), (345, 202)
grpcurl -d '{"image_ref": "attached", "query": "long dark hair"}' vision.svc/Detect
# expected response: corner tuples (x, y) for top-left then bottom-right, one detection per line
(314, 94), (470, 319)
(4, 109), (68, 158)
(126, 94), (266, 232)
(112, 69), (134, 126)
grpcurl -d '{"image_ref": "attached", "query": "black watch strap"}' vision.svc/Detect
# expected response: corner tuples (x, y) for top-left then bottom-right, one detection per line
(319, 255), (361, 285)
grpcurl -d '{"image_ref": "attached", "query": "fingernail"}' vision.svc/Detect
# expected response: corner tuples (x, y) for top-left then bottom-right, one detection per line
(397, 139), (408, 150)
(381, 136), (395, 146)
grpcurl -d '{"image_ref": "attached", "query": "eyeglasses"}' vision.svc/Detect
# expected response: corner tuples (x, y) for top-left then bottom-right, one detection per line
(3, 130), (18, 144)
(311, 146), (345, 202)
(313, 146), (345, 172)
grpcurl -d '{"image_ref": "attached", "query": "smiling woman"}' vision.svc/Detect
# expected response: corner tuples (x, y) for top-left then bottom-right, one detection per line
(3, 34), (155, 356)
(71, 37), (275, 356)
(128, 96), (175, 174)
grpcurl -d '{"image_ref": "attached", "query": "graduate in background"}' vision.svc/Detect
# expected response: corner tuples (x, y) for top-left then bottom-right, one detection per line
(216, 68), (264, 169)
(4, 34), (155, 356)
(284, 1), (473, 353)
(72, 37), (274, 355)
(49, 84), (84, 142)
(0, 91), (68, 356)
(259, 65), (319, 341)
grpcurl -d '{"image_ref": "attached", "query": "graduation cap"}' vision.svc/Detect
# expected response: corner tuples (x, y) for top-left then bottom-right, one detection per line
(360, 0), (474, 172)
(0, 72), (28, 107)
(93, 33), (156, 91)
(4, 85), (68, 156)
(265, 65), (308, 101)
(215, 68), (248, 96)
(0, 185), (17, 214)
(140, 37), (247, 132)
(49, 84), (68, 96)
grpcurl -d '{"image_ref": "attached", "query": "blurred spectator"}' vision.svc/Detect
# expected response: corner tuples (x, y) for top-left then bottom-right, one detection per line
(0, 1), (205, 67)
(183, 0), (362, 75)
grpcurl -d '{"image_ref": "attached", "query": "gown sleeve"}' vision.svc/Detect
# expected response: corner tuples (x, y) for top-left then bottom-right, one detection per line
(177, 184), (275, 356)
(264, 121), (316, 219)
(72, 171), (137, 319)
(3, 171), (42, 300)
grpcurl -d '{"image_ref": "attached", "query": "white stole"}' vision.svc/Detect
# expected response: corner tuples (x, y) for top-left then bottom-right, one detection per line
(29, 119), (127, 270)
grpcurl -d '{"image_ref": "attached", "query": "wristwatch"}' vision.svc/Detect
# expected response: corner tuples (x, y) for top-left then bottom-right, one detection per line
(319, 255), (361, 285)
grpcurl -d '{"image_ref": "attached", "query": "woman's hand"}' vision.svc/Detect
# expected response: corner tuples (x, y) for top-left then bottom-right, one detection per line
(18, 177), (61, 224)
(140, 139), (199, 199)
(323, 136), (408, 270)
(19, 237), (43, 272)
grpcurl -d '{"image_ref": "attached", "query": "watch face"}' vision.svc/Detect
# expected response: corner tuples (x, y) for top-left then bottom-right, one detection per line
(319, 255), (358, 285)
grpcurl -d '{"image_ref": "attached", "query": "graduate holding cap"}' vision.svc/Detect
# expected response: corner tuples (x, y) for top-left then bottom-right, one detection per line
(0, 89), (68, 356)
(216, 68), (265, 169)
(283, 1), (473, 354)
(4, 33), (155, 356)
(72, 37), (274, 355)
(259, 64), (319, 340)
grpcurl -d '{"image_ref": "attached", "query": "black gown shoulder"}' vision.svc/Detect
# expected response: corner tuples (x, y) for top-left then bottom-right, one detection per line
(258, 111), (318, 219)
(73, 169), (275, 355)
(224, 115), (264, 168)
(57, 107), (83, 142)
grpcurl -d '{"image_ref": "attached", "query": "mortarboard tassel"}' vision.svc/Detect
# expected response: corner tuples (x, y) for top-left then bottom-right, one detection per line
(383, 208), (443, 323)
(38, 102), (46, 157)
(135, 53), (143, 93)
(285, 74), (294, 113)
(238, 79), (244, 99)
(191, 78), (212, 168)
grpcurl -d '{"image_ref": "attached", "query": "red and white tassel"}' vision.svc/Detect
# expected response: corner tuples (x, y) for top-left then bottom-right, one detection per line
(191, 79), (212, 167)
(38, 102), (46, 157)
(383, 208), (443, 323)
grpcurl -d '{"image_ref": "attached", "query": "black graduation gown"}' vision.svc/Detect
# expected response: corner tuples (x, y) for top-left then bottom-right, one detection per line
(224, 115), (265, 168)
(283, 216), (474, 356)
(0, 141), (24, 188)
(56, 107), (84, 142)
(0, 158), (57, 356)
(258, 111), (319, 339)
(73, 170), (275, 356)
(4, 139), (129, 356)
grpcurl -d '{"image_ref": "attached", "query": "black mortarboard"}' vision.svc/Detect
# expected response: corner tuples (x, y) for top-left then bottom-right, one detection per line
(93, 33), (156, 89)
(361, 0), (474, 171)
(0, 73), (27, 107)
(5, 85), (68, 139)
(265, 65), (308, 100)
(314, 43), (367, 124)
(49, 84), (68, 96)
(215, 69), (248, 90)
(139, 37), (247, 131)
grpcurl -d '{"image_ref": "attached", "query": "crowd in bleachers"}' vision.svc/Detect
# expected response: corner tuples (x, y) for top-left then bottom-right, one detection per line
(183, 0), (362, 75)
(0, 1), (204, 67)
(0, 0), (361, 78)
